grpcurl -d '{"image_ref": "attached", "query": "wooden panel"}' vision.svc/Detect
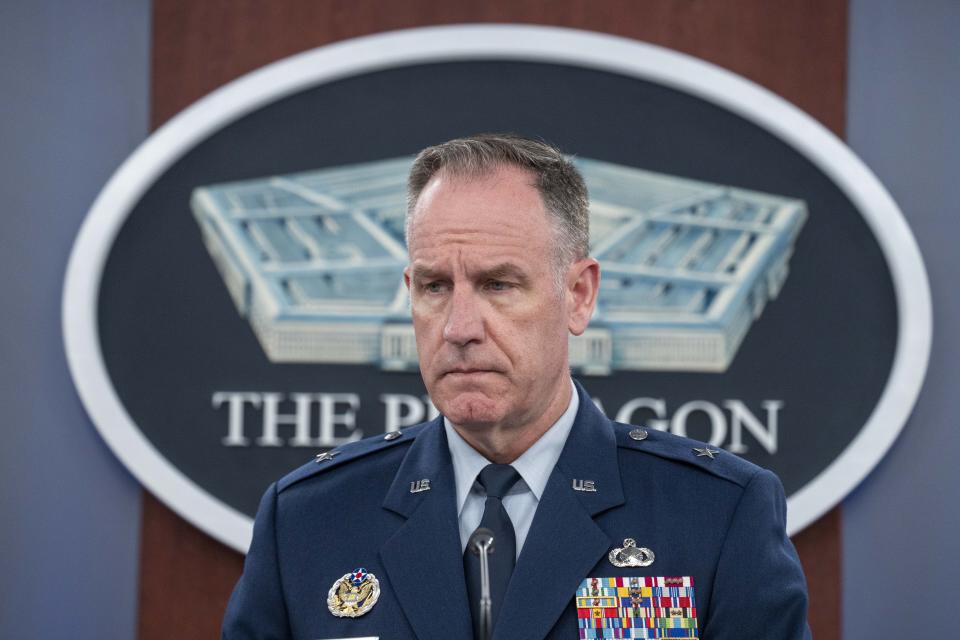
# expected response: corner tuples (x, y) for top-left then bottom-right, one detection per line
(792, 506), (842, 634)
(143, 2), (847, 638)
(137, 494), (243, 640)
(152, 0), (846, 135)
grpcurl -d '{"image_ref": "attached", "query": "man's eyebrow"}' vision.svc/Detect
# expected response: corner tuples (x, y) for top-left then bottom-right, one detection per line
(477, 262), (529, 283)
(409, 265), (447, 282)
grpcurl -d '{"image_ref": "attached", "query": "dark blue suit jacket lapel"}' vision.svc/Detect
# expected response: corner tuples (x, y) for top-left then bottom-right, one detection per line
(379, 418), (473, 640)
(494, 382), (624, 639)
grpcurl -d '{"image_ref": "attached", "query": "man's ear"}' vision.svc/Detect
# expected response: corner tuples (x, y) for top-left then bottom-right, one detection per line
(403, 266), (411, 291)
(567, 258), (600, 336)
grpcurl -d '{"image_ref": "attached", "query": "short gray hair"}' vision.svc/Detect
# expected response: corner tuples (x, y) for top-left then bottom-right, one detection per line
(406, 133), (590, 279)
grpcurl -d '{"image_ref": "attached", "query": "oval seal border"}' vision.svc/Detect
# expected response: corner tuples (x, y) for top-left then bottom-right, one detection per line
(62, 25), (932, 552)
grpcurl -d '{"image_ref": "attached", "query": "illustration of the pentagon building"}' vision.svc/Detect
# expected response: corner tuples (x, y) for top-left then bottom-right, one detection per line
(191, 157), (806, 374)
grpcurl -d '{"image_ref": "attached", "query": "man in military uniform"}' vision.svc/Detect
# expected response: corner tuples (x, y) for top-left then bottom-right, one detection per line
(222, 134), (811, 639)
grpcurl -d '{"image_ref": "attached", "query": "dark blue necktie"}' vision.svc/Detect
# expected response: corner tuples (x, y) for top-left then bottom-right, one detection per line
(464, 463), (521, 639)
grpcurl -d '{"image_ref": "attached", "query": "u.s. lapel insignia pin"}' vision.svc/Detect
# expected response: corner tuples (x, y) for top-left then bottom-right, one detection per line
(409, 478), (431, 493)
(609, 538), (655, 567)
(327, 567), (380, 617)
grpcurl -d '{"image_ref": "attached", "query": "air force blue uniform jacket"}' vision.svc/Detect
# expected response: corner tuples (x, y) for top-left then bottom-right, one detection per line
(223, 383), (811, 639)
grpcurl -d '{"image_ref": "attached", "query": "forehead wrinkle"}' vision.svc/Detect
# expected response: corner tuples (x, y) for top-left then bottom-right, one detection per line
(410, 235), (534, 262)
(410, 246), (534, 281)
(430, 215), (532, 236)
(414, 221), (537, 251)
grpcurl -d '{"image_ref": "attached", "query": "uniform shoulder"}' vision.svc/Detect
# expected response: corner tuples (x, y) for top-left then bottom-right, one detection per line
(276, 421), (431, 493)
(611, 421), (762, 488)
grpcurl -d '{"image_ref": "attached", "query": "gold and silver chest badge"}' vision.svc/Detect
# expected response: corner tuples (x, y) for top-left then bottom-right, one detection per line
(327, 567), (380, 617)
(609, 538), (655, 567)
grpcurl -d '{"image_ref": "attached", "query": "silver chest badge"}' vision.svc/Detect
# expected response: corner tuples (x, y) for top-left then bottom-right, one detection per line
(608, 538), (655, 568)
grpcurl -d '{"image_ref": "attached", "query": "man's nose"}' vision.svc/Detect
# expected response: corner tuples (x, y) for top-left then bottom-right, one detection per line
(442, 286), (484, 346)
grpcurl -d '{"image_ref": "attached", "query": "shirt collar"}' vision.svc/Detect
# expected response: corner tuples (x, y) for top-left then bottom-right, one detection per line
(444, 379), (580, 515)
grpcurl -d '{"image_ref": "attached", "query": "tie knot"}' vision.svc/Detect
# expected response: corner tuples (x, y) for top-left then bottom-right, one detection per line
(477, 464), (521, 499)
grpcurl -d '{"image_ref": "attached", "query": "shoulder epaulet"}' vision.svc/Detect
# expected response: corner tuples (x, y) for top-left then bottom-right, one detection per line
(612, 421), (761, 488)
(277, 422), (429, 493)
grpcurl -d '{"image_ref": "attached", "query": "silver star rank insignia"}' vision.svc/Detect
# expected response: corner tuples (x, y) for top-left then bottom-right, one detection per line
(693, 447), (719, 459)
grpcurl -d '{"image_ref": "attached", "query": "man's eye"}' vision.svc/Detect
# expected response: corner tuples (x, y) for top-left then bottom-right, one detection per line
(423, 281), (447, 294)
(485, 280), (512, 292)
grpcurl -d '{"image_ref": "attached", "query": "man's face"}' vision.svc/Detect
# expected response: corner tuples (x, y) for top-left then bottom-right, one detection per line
(404, 165), (590, 431)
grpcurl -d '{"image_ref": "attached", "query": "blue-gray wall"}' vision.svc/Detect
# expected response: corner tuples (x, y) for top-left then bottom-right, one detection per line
(843, 0), (960, 635)
(0, 1), (956, 637)
(0, 1), (148, 638)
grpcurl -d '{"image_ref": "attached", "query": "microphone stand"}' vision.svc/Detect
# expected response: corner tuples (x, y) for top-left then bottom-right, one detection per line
(469, 527), (495, 640)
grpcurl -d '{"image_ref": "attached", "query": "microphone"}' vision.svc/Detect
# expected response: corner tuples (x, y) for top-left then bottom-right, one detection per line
(468, 527), (495, 640)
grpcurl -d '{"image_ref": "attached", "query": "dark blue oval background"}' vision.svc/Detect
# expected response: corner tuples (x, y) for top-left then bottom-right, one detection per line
(97, 61), (897, 517)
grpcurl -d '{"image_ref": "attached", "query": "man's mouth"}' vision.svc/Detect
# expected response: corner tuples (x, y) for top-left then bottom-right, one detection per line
(442, 367), (498, 377)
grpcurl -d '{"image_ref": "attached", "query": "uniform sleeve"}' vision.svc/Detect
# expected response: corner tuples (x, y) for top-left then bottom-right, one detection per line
(222, 483), (292, 640)
(702, 469), (811, 639)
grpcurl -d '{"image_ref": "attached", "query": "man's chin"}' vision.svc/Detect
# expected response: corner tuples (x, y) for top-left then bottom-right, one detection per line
(435, 391), (505, 428)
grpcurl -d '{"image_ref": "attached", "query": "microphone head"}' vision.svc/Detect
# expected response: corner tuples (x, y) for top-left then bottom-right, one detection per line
(468, 527), (495, 555)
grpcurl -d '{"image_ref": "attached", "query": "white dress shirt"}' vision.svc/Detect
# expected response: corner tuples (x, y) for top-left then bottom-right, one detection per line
(444, 380), (579, 560)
